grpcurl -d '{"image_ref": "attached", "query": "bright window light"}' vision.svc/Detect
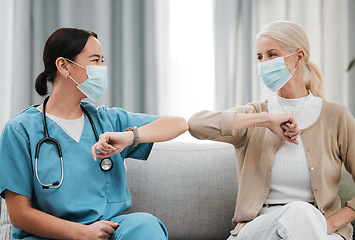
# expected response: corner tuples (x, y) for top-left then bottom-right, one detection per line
(163, 0), (215, 141)
(164, 0), (215, 117)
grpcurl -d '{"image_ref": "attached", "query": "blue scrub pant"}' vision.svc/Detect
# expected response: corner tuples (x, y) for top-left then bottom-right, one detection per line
(111, 212), (168, 240)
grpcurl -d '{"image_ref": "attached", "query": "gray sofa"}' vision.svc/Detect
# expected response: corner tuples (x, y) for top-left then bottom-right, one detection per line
(1, 140), (354, 239)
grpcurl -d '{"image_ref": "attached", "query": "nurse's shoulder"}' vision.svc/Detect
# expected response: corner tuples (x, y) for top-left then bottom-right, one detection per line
(80, 101), (157, 132)
(81, 101), (149, 122)
(2, 106), (43, 137)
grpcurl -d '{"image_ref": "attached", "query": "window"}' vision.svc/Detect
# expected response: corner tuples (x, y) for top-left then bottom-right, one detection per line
(159, 0), (215, 141)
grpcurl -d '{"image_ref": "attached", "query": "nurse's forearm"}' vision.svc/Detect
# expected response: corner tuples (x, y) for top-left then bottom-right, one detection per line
(138, 116), (188, 143)
(14, 209), (86, 239)
(5, 190), (118, 239)
(92, 116), (188, 159)
(5, 190), (86, 239)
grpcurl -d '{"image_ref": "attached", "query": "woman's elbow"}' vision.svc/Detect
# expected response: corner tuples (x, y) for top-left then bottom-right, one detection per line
(188, 115), (204, 139)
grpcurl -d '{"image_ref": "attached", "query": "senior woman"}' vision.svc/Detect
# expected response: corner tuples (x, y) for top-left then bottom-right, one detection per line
(189, 21), (355, 240)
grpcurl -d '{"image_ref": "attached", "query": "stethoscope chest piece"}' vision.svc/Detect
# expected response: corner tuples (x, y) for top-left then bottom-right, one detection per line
(100, 158), (113, 171)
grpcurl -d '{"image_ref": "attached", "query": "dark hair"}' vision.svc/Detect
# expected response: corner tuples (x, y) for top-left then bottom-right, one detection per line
(35, 28), (98, 96)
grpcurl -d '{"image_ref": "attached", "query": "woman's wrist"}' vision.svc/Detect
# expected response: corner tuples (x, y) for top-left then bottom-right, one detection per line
(255, 112), (270, 128)
(233, 112), (270, 130)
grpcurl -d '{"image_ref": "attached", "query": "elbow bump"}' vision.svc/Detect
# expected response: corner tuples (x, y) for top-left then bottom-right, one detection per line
(181, 118), (189, 132)
(187, 117), (200, 133)
(174, 117), (188, 134)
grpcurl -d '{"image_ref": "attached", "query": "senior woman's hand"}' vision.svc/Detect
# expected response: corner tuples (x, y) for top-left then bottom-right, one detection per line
(282, 121), (300, 142)
(266, 113), (300, 144)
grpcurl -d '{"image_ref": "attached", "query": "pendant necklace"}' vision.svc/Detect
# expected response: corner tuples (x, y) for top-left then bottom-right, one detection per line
(276, 94), (307, 118)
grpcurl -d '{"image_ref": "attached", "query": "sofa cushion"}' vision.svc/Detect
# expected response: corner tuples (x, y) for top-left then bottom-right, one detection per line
(0, 198), (12, 240)
(124, 140), (238, 240)
(339, 164), (355, 227)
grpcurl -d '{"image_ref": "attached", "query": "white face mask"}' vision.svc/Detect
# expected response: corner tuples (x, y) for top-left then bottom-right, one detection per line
(66, 59), (108, 102)
(258, 52), (297, 92)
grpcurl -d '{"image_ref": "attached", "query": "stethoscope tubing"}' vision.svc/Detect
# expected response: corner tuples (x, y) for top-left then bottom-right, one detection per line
(35, 96), (113, 190)
(35, 97), (64, 189)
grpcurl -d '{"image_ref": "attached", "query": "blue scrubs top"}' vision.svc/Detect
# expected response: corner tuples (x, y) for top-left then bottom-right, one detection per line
(0, 102), (158, 239)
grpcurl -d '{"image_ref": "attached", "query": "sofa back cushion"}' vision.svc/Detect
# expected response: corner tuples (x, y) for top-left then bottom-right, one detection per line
(124, 141), (238, 240)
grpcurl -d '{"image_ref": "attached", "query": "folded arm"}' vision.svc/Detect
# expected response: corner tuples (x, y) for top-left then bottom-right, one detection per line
(4, 190), (119, 240)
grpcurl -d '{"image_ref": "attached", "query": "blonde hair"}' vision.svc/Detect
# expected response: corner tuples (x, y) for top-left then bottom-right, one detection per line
(257, 21), (324, 98)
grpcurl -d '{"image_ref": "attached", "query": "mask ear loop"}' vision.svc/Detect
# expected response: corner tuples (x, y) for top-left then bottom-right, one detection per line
(283, 51), (298, 75)
(68, 75), (80, 85)
(65, 58), (86, 85)
(65, 58), (86, 70)
(283, 51), (297, 59)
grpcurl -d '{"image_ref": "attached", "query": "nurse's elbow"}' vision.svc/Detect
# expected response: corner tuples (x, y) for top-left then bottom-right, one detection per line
(9, 208), (34, 229)
(4, 191), (33, 229)
(158, 116), (188, 135)
(177, 116), (189, 134)
(8, 211), (23, 229)
(11, 218), (21, 229)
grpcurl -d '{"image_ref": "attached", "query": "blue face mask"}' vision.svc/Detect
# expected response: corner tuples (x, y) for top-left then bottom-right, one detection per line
(66, 59), (108, 102)
(258, 52), (297, 92)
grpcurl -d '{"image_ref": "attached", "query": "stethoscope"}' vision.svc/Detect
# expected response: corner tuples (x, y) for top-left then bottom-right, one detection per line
(35, 96), (113, 189)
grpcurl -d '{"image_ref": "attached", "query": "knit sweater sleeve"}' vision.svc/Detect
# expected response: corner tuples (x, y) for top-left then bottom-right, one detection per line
(188, 101), (266, 147)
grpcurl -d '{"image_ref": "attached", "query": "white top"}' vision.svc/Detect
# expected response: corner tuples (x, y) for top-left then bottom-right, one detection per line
(36, 108), (85, 143)
(265, 91), (323, 204)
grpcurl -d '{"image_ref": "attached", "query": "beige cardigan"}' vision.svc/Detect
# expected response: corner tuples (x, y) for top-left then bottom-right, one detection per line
(188, 100), (355, 240)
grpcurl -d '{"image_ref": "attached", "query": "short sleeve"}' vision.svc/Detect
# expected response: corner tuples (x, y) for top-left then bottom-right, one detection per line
(102, 107), (158, 160)
(0, 124), (33, 199)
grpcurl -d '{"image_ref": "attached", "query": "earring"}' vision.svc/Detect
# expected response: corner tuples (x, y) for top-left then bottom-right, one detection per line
(65, 75), (68, 79)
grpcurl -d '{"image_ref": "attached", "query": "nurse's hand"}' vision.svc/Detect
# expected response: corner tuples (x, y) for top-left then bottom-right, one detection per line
(91, 131), (134, 160)
(84, 220), (119, 239)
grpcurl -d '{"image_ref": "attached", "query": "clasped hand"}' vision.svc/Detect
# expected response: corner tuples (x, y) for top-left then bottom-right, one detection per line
(91, 131), (134, 160)
(268, 113), (300, 144)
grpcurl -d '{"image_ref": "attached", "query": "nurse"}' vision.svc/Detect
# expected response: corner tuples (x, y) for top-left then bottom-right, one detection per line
(0, 28), (188, 240)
